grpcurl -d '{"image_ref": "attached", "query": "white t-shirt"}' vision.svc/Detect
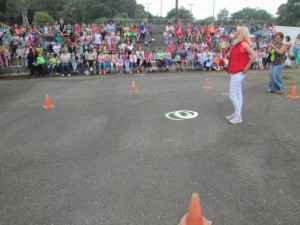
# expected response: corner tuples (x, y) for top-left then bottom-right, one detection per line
(53, 45), (61, 54)
(94, 33), (102, 45)
(60, 53), (71, 62)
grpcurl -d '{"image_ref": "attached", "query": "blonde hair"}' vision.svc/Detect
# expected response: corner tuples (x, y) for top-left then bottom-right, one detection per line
(233, 26), (251, 46)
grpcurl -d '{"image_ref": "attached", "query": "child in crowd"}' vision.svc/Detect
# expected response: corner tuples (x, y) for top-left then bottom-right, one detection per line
(123, 51), (130, 74)
(3, 45), (11, 67)
(75, 47), (85, 75)
(129, 50), (138, 74)
(71, 52), (77, 71)
(110, 50), (118, 73)
(117, 50), (124, 74)
(97, 50), (107, 75)
(150, 49), (157, 71)
(15, 45), (24, 66)
(48, 53), (57, 76)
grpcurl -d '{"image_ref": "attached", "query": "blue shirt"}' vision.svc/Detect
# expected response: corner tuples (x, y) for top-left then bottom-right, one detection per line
(106, 23), (116, 32)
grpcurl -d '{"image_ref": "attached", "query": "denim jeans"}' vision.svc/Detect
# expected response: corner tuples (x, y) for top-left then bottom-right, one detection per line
(60, 62), (70, 75)
(268, 63), (285, 91)
(229, 72), (245, 117)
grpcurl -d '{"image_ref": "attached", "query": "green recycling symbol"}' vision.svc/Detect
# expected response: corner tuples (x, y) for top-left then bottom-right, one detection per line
(165, 110), (198, 121)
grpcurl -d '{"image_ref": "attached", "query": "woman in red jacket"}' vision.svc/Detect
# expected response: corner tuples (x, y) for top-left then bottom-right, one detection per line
(226, 26), (256, 124)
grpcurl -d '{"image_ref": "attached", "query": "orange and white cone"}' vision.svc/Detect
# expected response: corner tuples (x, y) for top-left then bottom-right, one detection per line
(43, 94), (55, 109)
(178, 193), (212, 225)
(203, 78), (211, 89)
(287, 85), (299, 99)
(130, 81), (138, 93)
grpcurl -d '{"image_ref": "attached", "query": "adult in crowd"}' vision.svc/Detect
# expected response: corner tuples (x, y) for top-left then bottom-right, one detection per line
(106, 19), (116, 34)
(226, 26), (256, 124)
(140, 19), (153, 45)
(284, 36), (292, 58)
(60, 47), (71, 77)
(27, 48), (38, 78)
(293, 33), (300, 68)
(267, 32), (287, 94)
(59, 19), (66, 33)
(124, 36), (134, 55)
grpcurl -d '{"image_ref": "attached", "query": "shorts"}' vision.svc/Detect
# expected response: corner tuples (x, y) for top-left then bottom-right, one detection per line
(99, 62), (107, 68)
(130, 62), (137, 68)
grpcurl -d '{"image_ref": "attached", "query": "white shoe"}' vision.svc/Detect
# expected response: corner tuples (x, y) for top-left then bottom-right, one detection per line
(225, 114), (234, 120)
(90, 67), (93, 71)
(67, 74), (71, 77)
(229, 116), (243, 124)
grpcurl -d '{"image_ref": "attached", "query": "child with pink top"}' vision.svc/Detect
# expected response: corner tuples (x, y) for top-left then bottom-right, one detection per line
(110, 50), (118, 73)
(134, 24), (140, 42)
(167, 40), (175, 55)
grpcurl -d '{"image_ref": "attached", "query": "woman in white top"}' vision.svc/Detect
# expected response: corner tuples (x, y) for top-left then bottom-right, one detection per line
(60, 47), (71, 76)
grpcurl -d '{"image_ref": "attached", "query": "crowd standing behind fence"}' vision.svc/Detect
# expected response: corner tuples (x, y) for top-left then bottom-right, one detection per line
(0, 19), (299, 77)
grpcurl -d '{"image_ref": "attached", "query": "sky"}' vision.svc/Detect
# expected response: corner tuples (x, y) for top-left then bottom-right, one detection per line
(136, 0), (287, 19)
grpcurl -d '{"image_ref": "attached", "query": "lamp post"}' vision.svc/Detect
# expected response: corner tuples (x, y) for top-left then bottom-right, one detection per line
(145, 3), (152, 14)
(213, 0), (215, 19)
(175, 0), (179, 25)
(188, 3), (194, 14)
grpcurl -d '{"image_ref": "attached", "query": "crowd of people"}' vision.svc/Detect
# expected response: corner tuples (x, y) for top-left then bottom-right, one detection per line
(0, 19), (299, 78)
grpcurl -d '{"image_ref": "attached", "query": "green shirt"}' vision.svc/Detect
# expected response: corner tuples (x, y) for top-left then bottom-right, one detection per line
(37, 56), (45, 64)
(156, 52), (164, 60)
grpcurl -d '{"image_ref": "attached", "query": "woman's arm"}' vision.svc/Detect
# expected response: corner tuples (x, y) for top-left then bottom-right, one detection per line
(268, 43), (287, 55)
(243, 46), (256, 74)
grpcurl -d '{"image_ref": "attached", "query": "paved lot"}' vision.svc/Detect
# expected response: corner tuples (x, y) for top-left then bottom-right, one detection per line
(0, 71), (299, 225)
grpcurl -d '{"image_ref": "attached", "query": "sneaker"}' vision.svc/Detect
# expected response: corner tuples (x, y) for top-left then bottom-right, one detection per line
(67, 74), (71, 77)
(266, 89), (272, 93)
(225, 114), (234, 120)
(61, 74), (64, 77)
(90, 67), (93, 72)
(229, 116), (243, 124)
(275, 90), (284, 94)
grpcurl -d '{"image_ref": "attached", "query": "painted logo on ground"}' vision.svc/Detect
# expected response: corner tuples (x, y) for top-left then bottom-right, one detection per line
(165, 110), (198, 121)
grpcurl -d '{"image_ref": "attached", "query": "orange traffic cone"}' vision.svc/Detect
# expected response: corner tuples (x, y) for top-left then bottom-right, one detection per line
(203, 78), (211, 89)
(178, 193), (212, 225)
(287, 85), (299, 99)
(130, 81), (138, 93)
(43, 94), (55, 109)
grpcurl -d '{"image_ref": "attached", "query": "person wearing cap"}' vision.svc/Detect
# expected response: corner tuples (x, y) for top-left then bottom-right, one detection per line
(106, 19), (116, 33)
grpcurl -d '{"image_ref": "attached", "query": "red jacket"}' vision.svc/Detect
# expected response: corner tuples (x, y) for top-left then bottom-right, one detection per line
(227, 40), (250, 74)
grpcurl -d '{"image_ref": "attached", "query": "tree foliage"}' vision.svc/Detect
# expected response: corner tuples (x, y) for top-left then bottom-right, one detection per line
(230, 7), (274, 24)
(33, 12), (54, 25)
(276, 0), (300, 26)
(166, 7), (194, 21)
(217, 8), (229, 24)
(0, 0), (149, 24)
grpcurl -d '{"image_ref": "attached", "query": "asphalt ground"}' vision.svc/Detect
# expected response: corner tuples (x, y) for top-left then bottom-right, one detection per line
(0, 70), (299, 225)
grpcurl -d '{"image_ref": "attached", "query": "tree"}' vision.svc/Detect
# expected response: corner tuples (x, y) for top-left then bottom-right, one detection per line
(276, 0), (300, 26)
(217, 8), (229, 24)
(6, 0), (34, 24)
(166, 7), (194, 21)
(33, 12), (54, 25)
(230, 7), (274, 24)
(196, 16), (215, 25)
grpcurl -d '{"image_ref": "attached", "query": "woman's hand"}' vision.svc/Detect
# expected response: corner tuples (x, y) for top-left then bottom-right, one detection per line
(242, 66), (250, 74)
